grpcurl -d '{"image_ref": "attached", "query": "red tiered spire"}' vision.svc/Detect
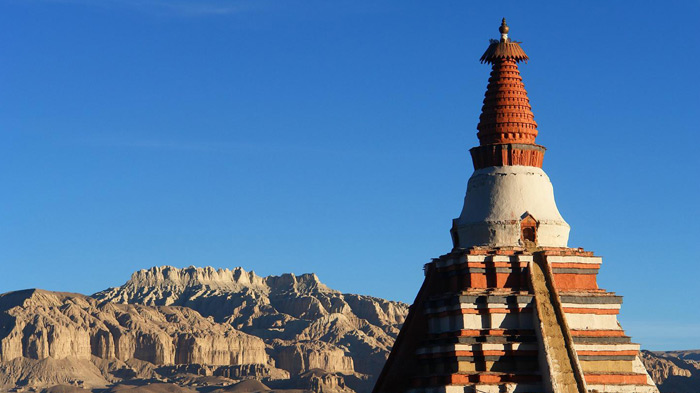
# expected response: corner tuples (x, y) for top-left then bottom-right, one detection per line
(470, 19), (545, 170)
(477, 59), (537, 145)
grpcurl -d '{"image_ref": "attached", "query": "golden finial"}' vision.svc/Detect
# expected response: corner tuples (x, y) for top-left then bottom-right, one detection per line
(499, 18), (509, 42)
(480, 18), (528, 63)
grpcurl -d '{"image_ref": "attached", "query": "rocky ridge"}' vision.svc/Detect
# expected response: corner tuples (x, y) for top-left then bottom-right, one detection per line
(0, 266), (408, 392)
(93, 266), (406, 381)
(1, 266), (696, 393)
(0, 288), (277, 390)
(0, 289), (268, 367)
(641, 350), (700, 393)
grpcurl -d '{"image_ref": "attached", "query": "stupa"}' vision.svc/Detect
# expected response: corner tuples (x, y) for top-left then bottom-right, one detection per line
(373, 20), (659, 393)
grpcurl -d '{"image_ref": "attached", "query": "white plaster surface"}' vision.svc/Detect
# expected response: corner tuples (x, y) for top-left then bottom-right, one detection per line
(409, 383), (546, 393)
(426, 302), (534, 314)
(634, 356), (662, 391)
(574, 343), (641, 352)
(586, 384), (659, 393)
(547, 256), (602, 265)
(444, 386), (468, 393)
(417, 342), (538, 354)
(564, 314), (620, 330)
(473, 385), (500, 393)
(560, 303), (621, 310)
(454, 166), (570, 248)
(436, 254), (534, 268)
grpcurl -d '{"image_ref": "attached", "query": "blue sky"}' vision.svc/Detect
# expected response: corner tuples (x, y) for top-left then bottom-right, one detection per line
(0, 1), (698, 350)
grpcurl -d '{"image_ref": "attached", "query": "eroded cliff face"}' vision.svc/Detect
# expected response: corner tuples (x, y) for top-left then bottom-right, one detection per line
(93, 266), (408, 380)
(641, 350), (700, 392)
(0, 268), (697, 393)
(0, 266), (409, 392)
(0, 289), (268, 367)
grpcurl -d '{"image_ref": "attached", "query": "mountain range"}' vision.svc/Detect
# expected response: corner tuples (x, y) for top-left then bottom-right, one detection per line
(0, 266), (696, 393)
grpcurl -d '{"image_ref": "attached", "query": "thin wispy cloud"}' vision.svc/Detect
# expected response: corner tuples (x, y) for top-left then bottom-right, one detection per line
(76, 135), (331, 155)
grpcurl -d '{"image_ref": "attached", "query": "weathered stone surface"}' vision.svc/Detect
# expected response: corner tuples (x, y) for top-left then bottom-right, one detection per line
(271, 341), (354, 376)
(0, 356), (109, 388)
(642, 351), (692, 380)
(291, 369), (355, 393)
(43, 385), (93, 393)
(0, 266), (409, 392)
(641, 350), (700, 392)
(93, 266), (407, 378)
(0, 289), (268, 367)
(0, 269), (696, 393)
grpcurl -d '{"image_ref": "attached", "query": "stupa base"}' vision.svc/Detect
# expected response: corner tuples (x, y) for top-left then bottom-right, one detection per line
(373, 247), (659, 393)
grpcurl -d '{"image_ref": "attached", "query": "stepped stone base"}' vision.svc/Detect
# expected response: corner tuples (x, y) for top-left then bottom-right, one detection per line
(373, 247), (659, 393)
